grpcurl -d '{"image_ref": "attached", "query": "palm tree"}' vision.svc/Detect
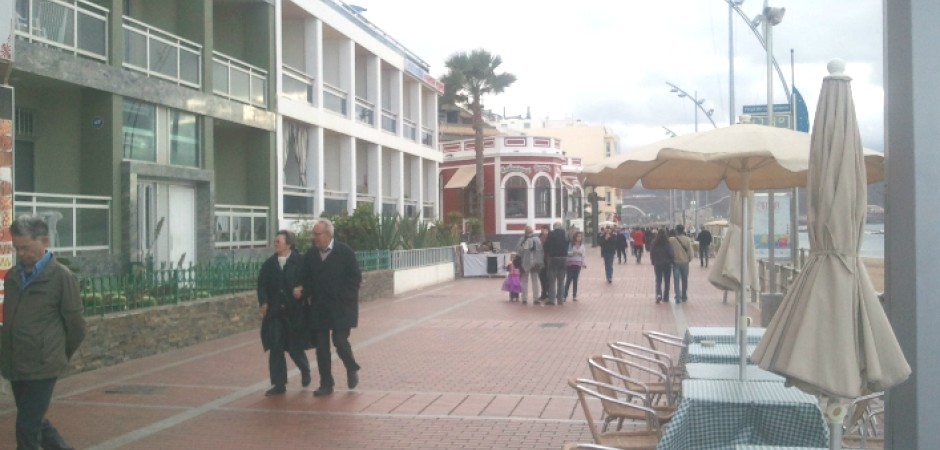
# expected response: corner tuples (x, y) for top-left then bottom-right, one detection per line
(441, 49), (516, 240)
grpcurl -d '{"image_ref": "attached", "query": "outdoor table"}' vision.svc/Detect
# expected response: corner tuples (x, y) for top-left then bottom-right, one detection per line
(683, 343), (757, 366)
(685, 363), (785, 382)
(685, 326), (766, 345)
(734, 446), (827, 450)
(656, 379), (828, 450)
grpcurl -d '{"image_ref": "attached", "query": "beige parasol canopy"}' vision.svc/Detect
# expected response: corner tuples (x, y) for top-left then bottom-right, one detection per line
(751, 62), (911, 403)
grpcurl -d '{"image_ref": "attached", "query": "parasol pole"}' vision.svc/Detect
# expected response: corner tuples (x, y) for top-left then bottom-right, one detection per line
(738, 166), (750, 380)
(825, 397), (847, 450)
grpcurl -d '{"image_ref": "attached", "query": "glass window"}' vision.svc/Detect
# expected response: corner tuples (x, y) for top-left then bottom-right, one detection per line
(535, 177), (552, 218)
(504, 176), (527, 219)
(123, 99), (156, 161)
(170, 110), (200, 167)
(555, 184), (562, 218)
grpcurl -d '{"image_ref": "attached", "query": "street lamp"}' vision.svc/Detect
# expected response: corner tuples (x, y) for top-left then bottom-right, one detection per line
(662, 126), (678, 138)
(666, 82), (717, 132)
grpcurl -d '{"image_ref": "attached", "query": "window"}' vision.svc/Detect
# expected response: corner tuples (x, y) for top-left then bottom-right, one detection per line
(504, 176), (527, 219)
(170, 110), (200, 167)
(123, 99), (156, 161)
(555, 183), (562, 217)
(535, 177), (551, 218)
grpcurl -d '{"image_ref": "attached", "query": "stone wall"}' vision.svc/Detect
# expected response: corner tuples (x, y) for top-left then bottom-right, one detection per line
(69, 270), (395, 374)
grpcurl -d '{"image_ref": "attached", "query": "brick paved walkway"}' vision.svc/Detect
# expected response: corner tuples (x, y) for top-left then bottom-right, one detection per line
(0, 246), (761, 449)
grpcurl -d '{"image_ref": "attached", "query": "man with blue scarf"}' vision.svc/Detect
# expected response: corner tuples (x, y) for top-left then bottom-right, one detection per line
(1, 216), (85, 450)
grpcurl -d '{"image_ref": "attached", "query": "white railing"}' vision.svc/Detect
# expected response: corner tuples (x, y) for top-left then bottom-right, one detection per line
(122, 16), (202, 88)
(212, 51), (267, 108)
(214, 204), (268, 248)
(355, 97), (375, 126)
(283, 184), (316, 217)
(15, 0), (109, 60)
(323, 82), (347, 115)
(391, 246), (456, 270)
(282, 64), (315, 105)
(14, 192), (111, 256)
(403, 118), (417, 141)
(381, 109), (397, 133)
(421, 126), (433, 147)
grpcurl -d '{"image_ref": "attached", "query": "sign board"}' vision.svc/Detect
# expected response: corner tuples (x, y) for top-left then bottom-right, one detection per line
(403, 58), (445, 94)
(752, 192), (791, 259)
(743, 104), (792, 129)
(0, 85), (12, 324)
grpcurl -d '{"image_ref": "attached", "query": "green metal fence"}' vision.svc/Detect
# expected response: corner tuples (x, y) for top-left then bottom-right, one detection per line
(79, 251), (390, 316)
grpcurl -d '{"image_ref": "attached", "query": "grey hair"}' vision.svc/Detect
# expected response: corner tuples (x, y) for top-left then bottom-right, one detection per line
(553, 221), (564, 230)
(315, 218), (335, 236)
(10, 215), (49, 240)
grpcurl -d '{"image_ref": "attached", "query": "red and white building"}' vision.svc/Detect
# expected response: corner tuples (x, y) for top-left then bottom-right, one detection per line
(441, 136), (584, 242)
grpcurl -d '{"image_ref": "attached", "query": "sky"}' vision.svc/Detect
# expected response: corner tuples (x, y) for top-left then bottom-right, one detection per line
(350, 0), (885, 152)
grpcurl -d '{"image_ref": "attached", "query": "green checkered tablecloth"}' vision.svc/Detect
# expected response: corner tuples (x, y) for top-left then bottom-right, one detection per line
(656, 380), (828, 450)
(685, 327), (766, 345)
(734, 446), (827, 450)
(684, 343), (757, 366)
(685, 363), (785, 382)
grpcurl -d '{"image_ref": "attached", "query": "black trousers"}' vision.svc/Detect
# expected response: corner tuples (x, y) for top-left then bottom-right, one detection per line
(538, 266), (549, 298)
(268, 319), (310, 387)
(700, 244), (710, 267)
(11, 378), (72, 450)
(616, 247), (627, 262)
(564, 265), (582, 298)
(315, 328), (360, 388)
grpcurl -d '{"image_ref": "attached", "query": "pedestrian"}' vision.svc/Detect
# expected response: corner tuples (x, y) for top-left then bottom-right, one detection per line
(669, 225), (695, 303)
(537, 225), (551, 301)
(1, 216), (86, 450)
(564, 231), (587, 301)
(543, 221), (569, 305)
(299, 218), (362, 397)
(696, 228), (713, 267)
(599, 226), (617, 284)
(631, 226), (646, 263)
(502, 253), (522, 302)
(258, 230), (312, 396)
(615, 227), (628, 263)
(517, 225), (544, 305)
(649, 227), (674, 303)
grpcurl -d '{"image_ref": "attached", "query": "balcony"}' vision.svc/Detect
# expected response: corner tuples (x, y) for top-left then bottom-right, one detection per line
(14, 192), (111, 256)
(323, 82), (347, 115)
(15, 0), (108, 61)
(123, 16), (201, 88)
(283, 184), (316, 218)
(421, 126), (433, 147)
(214, 204), (268, 248)
(212, 51), (267, 108)
(355, 97), (375, 126)
(323, 189), (348, 214)
(403, 118), (417, 142)
(281, 64), (315, 105)
(381, 109), (397, 133)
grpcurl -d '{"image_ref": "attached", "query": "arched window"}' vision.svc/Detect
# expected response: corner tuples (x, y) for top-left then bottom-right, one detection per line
(504, 176), (528, 219)
(535, 177), (552, 218)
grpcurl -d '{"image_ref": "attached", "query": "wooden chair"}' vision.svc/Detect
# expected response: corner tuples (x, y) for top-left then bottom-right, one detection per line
(642, 332), (688, 373)
(568, 378), (662, 450)
(587, 355), (674, 431)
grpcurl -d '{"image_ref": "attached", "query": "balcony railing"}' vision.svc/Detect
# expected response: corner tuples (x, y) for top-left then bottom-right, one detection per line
(15, 0), (109, 60)
(381, 109), (397, 133)
(14, 192), (111, 256)
(323, 82), (348, 115)
(283, 184), (316, 217)
(123, 16), (202, 88)
(403, 118), (417, 142)
(355, 97), (375, 126)
(282, 64), (315, 105)
(421, 126), (433, 147)
(213, 51), (267, 108)
(214, 204), (268, 248)
(323, 189), (348, 214)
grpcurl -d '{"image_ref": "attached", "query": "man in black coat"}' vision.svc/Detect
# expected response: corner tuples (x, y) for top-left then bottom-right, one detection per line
(258, 230), (311, 396)
(696, 228), (713, 267)
(299, 219), (362, 397)
(542, 221), (569, 305)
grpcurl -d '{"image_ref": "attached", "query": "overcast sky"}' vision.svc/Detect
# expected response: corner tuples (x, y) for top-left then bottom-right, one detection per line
(351, 0), (885, 152)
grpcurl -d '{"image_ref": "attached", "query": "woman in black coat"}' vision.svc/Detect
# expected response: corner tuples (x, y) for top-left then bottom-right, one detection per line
(649, 228), (675, 304)
(258, 230), (312, 396)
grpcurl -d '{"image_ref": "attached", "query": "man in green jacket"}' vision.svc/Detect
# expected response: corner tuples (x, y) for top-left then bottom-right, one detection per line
(1, 216), (86, 450)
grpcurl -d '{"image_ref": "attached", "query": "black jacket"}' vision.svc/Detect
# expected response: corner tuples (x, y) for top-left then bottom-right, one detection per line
(543, 229), (569, 258)
(599, 233), (617, 256)
(650, 241), (675, 266)
(257, 250), (309, 351)
(302, 241), (362, 330)
(696, 230), (713, 246)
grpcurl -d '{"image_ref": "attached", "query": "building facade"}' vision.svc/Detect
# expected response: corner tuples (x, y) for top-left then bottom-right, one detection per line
(5, 0), (441, 274)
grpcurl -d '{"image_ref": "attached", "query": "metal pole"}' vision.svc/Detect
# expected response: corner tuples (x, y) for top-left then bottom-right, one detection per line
(790, 48), (799, 266)
(728, 1), (736, 127)
(765, 3), (774, 129)
(739, 171), (750, 380)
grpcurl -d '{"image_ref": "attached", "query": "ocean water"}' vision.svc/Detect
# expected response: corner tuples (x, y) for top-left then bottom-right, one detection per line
(797, 223), (884, 259)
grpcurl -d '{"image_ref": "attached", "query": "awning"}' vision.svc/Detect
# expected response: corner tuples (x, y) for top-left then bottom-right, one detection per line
(444, 166), (477, 189)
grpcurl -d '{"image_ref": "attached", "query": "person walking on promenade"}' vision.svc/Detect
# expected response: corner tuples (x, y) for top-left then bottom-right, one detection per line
(543, 221), (569, 305)
(502, 253), (522, 302)
(631, 226), (646, 263)
(696, 228), (713, 267)
(299, 219), (362, 397)
(599, 226), (617, 284)
(1, 216), (86, 450)
(615, 227), (628, 264)
(537, 225), (551, 301)
(258, 230), (311, 396)
(517, 226), (544, 304)
(649, 228), (674, 303)
(564, 231), (587, 301)
(669, 225), (695, 303)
